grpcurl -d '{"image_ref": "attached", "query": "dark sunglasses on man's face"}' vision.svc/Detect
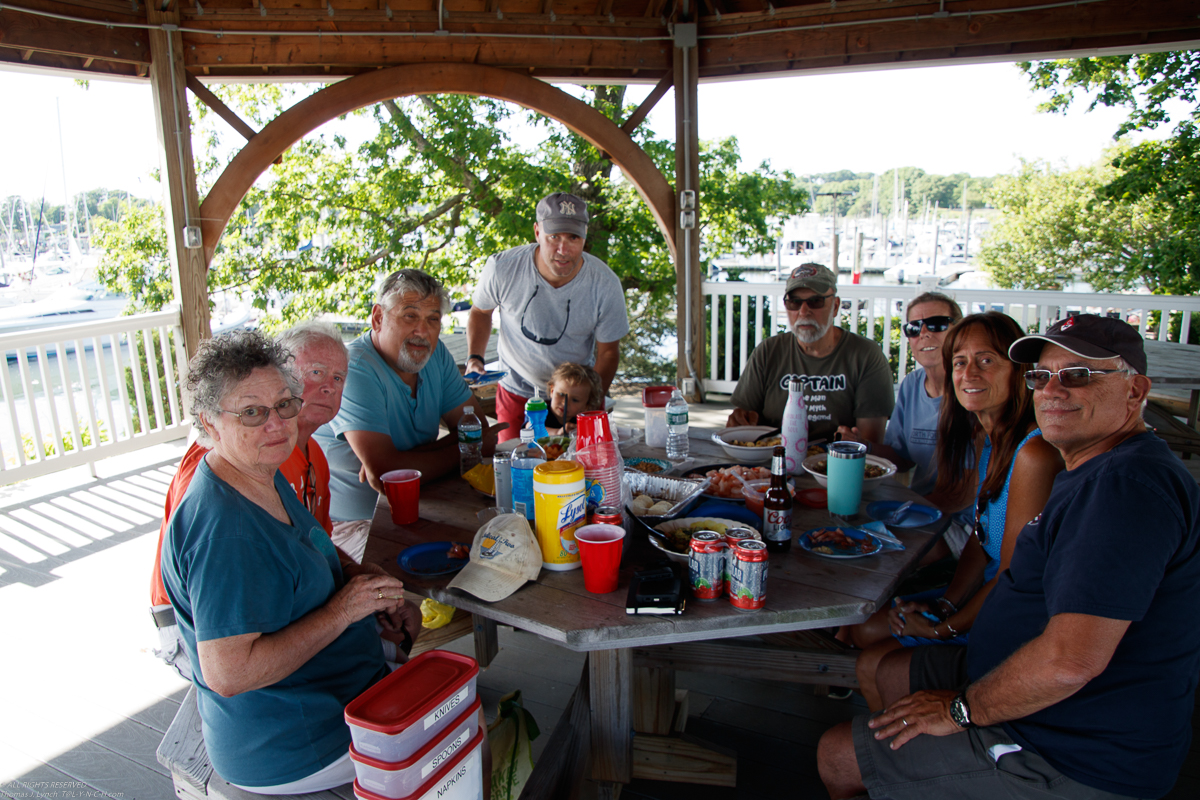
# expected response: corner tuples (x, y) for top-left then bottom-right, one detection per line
(903, 316), (954, 338)
(1023, 367), (1128, 391)
(783, 292), (834, 311)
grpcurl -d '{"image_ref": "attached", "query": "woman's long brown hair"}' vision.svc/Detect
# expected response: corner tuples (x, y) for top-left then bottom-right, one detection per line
(933, 311), (1037, 506)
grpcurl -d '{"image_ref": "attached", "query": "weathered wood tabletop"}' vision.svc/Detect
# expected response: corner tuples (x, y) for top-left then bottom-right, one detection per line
(362, 426), (945, 791)
(1144, 339), (1200, 429)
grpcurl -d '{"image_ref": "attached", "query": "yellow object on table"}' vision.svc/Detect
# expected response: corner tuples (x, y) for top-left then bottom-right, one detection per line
(420, 598), (457, 629)
(462, 462), (495, 495)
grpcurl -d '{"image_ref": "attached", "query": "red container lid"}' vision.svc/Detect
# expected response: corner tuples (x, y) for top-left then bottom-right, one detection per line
(641, 385), (675, 408)
(349, 697), (481, 770)
(346, 651), (479, 733)
(353, 726), (483, 800)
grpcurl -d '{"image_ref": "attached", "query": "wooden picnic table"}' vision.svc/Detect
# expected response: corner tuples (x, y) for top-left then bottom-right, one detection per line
(1145, 339), (1200, 431)
(363, 428), (943, 795)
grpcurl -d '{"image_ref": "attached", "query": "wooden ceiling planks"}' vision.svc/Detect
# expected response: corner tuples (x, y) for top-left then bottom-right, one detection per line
(1, 0), (1198, 82)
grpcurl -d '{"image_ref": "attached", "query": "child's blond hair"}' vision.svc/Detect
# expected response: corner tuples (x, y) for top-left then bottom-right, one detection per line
(547, 363), (604, 412)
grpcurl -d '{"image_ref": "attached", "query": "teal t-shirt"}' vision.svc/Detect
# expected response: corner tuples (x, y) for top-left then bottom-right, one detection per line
(316, 330), (472, 521)
(161, 460), (387, 788)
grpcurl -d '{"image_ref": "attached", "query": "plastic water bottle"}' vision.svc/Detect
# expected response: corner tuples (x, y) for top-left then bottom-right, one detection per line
(781, 377), (809, 476)
(458, 406), (483, 475)
(665, 388), (690, 462)
(525, 390), (549, 440)
(511, 429), (546, 521)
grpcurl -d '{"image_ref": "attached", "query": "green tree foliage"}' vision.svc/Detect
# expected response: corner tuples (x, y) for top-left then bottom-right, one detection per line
(979, 154), (1174, 292)
(802, 168), (993, 218)
(1015, 52), (1200, 294)
(94, 84), (807, 381)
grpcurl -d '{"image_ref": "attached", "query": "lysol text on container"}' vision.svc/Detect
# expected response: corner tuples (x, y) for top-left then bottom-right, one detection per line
(688, 530), (727, 601)
(729, 539), (768, 611)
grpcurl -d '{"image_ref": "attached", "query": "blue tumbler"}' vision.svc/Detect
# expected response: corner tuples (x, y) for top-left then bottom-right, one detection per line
(826, 441), (867, 516)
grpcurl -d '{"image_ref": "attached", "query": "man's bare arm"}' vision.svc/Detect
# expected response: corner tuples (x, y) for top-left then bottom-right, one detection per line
(465, 307), (495, 374)
(594, 340), (620, 396)
(344, 429), (458, 492)
(869, 613), (1130, 749)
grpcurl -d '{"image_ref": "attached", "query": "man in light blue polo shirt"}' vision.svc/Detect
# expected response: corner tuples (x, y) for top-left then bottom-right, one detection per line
(315, 269), (503, 559)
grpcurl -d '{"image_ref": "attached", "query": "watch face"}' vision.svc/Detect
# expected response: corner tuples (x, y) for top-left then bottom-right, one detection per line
(950, 694), (972, 728)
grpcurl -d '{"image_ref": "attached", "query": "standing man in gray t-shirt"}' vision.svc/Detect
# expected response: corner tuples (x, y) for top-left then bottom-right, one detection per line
(467, 193), (630, 441)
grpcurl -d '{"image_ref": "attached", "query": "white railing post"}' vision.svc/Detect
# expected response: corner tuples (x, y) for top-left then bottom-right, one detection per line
(0, 309), (191, 486)
(699, 282), (1200, 395)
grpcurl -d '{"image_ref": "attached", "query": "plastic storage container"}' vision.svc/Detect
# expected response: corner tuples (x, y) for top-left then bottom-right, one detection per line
(345, 651), (480, 763)
(641, 385), (675, 449)
(350, 697), (480, 799)
(353, 725), (484, 800)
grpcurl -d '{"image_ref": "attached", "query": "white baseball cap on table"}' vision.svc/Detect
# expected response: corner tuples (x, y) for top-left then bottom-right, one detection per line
(447, 515), (542, 602)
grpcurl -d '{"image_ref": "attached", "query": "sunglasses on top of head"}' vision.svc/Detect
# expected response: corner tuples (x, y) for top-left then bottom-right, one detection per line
(1023, 367), (1129, 391)
(783, 292), (835, 311)
(902, 316), (954, 338)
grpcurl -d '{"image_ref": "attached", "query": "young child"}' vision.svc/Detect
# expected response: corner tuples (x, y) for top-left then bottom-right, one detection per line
(545, 363), (604, 435)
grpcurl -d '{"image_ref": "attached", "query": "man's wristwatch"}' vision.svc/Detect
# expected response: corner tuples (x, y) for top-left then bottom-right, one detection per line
(467, 353), (485, 365)
(949, 691), (974, 728)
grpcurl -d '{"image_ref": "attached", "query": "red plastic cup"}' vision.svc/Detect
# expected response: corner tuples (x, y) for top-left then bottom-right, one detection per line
(574, 410), (614, 452)
(380, 469), (422, 525)
(575, 523), (625, 594)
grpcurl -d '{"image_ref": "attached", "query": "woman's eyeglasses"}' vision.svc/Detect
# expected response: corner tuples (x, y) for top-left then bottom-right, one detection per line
(221, 397), (304, 427)
(1023, 367), (1129, 391)
(783, 292), (834, 311)
(903, 316), (953, 338)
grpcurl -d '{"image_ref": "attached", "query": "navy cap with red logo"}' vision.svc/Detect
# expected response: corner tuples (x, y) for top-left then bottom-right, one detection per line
(1008, 314), (1147, 375)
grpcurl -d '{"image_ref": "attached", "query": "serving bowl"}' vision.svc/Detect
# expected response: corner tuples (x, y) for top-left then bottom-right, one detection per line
(801, 453), (897, 488)
(648, 516), (758, 563)
(710, 426), (780, 463)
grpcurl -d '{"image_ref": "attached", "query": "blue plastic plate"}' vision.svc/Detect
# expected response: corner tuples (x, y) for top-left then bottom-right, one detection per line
(799, 527), (883, 559)
(866, 501), (942, 528)
(398, 541), (470, 576)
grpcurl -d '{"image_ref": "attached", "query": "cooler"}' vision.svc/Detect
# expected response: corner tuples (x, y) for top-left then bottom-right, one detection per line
(345, 650), (479, 762)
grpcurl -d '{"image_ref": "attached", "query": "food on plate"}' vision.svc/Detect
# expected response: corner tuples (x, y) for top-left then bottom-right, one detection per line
(807, 444), (825, 456)
(536, 436), (569, 461)
(703, 465), (770, 498)
(630, 493), (675, 517)
(807, 527), (876, 555)
(462, 462), (495, 494)
(446, 543), (470, 559)
(730, 436), (782, 448)
(628, 460), (665, 474)
(807, 459), (887, 479)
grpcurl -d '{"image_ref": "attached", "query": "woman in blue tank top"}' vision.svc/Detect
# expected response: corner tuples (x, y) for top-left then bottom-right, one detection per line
(849, 312), (1063, 711)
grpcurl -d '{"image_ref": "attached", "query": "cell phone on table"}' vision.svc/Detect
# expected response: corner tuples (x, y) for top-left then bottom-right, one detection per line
(627, 561), (684, 615)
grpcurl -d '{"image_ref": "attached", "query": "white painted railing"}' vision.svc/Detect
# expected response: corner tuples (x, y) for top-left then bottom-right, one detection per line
(0, 309), (191, 485)
(702, 281), (1200, 393)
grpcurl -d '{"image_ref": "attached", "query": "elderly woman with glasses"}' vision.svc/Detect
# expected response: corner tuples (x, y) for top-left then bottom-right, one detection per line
(844, 312), (1064, 711)
(161, 331), (404, 794)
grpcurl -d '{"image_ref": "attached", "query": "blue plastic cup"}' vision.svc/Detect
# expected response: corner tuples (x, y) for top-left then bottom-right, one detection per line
(826, 441), (867, 516)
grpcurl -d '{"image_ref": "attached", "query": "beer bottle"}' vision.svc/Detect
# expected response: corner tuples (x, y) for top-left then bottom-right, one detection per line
(763, 445), (794, 553)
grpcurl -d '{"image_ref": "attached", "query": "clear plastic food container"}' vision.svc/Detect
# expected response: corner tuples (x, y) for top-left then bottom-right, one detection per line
(353, 725), (483, 800)
(345, 650), (479, 763)
(350, 698), (480, 799)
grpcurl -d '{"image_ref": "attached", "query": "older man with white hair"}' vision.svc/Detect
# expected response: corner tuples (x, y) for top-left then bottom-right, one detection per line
(727, 262), (894, 445)
(315, 269), (501, 561)
(817, 315), (1200, 800)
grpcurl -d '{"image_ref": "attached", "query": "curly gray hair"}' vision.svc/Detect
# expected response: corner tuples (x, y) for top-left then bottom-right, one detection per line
(186, 330), (302, 443)
(378, 269), (451, 314)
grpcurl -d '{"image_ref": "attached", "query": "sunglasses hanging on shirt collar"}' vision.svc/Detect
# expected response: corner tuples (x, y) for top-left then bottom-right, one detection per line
(520, 285), (571, 346)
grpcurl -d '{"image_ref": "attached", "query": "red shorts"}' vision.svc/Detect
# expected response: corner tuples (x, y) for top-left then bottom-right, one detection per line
(495, 384), (528, 442)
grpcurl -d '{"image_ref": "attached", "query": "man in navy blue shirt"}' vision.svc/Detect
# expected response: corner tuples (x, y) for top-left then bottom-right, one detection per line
(818, 315), (1200, 800)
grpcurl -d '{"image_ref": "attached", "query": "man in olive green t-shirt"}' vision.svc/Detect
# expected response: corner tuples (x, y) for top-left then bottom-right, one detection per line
(727, 263), (894, 445)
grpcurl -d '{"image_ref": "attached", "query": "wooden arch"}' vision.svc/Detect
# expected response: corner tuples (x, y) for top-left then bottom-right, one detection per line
(198, 63), (677, 267)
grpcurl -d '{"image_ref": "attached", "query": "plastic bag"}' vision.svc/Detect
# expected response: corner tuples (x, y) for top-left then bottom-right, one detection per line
(487, 690), (540, 800)
(419, 598), (456, 629)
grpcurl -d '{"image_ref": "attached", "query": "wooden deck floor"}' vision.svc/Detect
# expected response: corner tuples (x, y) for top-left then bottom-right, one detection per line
(2, 439), (1199, 800)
